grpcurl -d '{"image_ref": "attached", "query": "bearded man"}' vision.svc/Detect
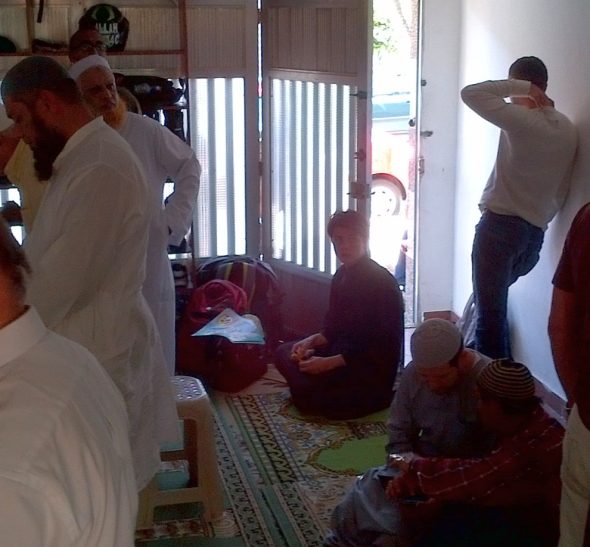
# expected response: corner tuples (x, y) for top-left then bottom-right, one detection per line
(69, 55), (201, 374)
(1, 56), (178, 492)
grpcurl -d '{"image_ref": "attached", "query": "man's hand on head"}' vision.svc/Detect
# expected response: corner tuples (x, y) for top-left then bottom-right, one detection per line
(529, 83), (554, 108)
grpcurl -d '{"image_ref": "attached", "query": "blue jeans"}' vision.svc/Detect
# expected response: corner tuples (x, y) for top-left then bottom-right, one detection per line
(471, 211), (544, 359)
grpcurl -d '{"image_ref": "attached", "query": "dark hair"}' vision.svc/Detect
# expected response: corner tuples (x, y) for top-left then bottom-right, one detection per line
(478, 386), (541, 416)
(1, 56), (81, 105)
(0, 219), (30, 298)
(69, 28), (103, 51)
(509, 56), (548, 91)
(327, 210), (369, 239)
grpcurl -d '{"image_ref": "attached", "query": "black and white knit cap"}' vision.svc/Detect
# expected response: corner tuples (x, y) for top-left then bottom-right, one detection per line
(477, 359), (536, 400)
(410, 319), (463, 368)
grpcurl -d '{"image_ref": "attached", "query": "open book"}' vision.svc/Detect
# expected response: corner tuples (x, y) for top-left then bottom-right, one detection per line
(193, 308), (265, 345)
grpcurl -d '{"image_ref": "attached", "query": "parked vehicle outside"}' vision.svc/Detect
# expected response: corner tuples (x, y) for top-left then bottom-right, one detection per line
(370, 71), (414, 288)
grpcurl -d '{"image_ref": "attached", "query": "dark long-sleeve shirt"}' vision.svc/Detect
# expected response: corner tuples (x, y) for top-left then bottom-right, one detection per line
(322, 255), (403, 381)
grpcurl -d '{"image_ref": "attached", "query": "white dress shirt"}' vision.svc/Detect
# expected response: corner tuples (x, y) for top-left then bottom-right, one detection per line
(461, 79), (577, 230)
(0, 307), (137, 546)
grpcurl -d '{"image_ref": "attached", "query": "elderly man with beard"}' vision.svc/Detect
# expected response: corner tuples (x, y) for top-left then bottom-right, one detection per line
(1, 56), (179, 492)
(69, 54), (201, 374)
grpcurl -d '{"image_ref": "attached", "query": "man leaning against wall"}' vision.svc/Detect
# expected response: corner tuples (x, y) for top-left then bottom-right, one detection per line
(462, 56), (577, 359)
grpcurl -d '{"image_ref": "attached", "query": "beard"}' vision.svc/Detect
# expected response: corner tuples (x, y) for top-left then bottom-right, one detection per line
(101, 98), (127, 129)
(30, 112), (68, 181)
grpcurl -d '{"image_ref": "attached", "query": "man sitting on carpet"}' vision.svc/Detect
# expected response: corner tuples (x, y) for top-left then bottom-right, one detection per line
(275, 210), (404, 420)
(325, 319), (492, 546)
(386, 359), (564, 547)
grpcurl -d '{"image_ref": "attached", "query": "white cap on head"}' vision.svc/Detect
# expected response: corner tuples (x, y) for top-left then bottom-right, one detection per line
(410, 319), (463, 368)
(68, 54), (112, 81)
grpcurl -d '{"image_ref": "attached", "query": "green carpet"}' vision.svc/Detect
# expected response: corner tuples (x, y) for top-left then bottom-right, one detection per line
(136, 383), (389, 546)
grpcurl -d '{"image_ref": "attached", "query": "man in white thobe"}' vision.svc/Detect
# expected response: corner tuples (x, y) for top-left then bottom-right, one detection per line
(69, 54), (201, 374)
(0, 218), (137, 546)
(1, 56), (178, 491)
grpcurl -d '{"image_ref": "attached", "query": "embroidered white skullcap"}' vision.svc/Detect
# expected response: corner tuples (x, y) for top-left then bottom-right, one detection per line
(410, 319), (463, 368)
(68, 54), (112, 81)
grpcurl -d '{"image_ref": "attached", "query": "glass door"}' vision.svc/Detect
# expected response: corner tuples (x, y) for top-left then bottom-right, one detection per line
(370, 0), (420, 325)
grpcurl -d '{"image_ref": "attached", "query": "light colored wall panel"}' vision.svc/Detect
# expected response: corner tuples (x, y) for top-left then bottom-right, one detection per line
(267, 6), (360, 76)
(416, 0), (461, 320)
(30, 6), (71, 43)
(121, 8), (181, 50)
(0, 4), (186, 77)
(186, 6), (247, 76)
(109, 53), (184, 76)
(0, 7), (29, 51)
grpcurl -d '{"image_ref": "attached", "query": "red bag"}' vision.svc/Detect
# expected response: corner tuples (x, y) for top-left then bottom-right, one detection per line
(176, 280), (267, 391)
(205, 342), (267, 393)
(193, 255), (284, 349)
(190, 279), (248, 316)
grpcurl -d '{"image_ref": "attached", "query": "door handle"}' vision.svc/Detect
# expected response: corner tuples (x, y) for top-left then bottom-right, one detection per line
(409, 119), (433, 137)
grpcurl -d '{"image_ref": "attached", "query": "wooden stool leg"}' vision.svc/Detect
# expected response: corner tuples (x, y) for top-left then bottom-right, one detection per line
(196, 412), (224, 520)
(183, 418), (199, 487)
(136, 477), (158, 529)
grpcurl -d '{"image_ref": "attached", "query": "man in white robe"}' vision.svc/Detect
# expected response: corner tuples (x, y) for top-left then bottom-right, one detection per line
(69, 55), (201, 374)
(0, 218), (137, 546)
(1, 56), (178, 491)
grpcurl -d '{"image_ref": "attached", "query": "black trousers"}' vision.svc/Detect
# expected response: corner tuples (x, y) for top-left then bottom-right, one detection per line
(275, 341), (394, 420)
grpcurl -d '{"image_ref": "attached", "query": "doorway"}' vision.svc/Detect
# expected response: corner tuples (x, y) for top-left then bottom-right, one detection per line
(370, 0), (420, 325)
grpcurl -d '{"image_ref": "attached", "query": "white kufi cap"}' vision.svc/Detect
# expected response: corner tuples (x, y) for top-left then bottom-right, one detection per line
(68, 54), (112, 80)
(410, 319), (463, 368)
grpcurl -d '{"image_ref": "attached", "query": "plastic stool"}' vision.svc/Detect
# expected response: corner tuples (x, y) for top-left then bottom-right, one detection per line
(136, 376), (224, 528)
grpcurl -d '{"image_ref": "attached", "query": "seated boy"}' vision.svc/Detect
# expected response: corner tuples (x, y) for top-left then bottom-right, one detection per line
(275, 210), (404, 420)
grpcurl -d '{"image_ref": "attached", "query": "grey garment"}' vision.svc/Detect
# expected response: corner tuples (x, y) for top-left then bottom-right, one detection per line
(386, 352), (490, 456)
(325, 467), (410, 547)
(327, 352), (491, 546)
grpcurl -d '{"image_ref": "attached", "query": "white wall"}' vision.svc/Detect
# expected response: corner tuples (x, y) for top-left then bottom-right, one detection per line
(452, 0), (590, 396)
(415, 0), (462, 319)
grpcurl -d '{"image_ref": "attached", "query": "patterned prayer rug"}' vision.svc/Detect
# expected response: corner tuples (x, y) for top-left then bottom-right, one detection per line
(135, 366), (389, 546)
